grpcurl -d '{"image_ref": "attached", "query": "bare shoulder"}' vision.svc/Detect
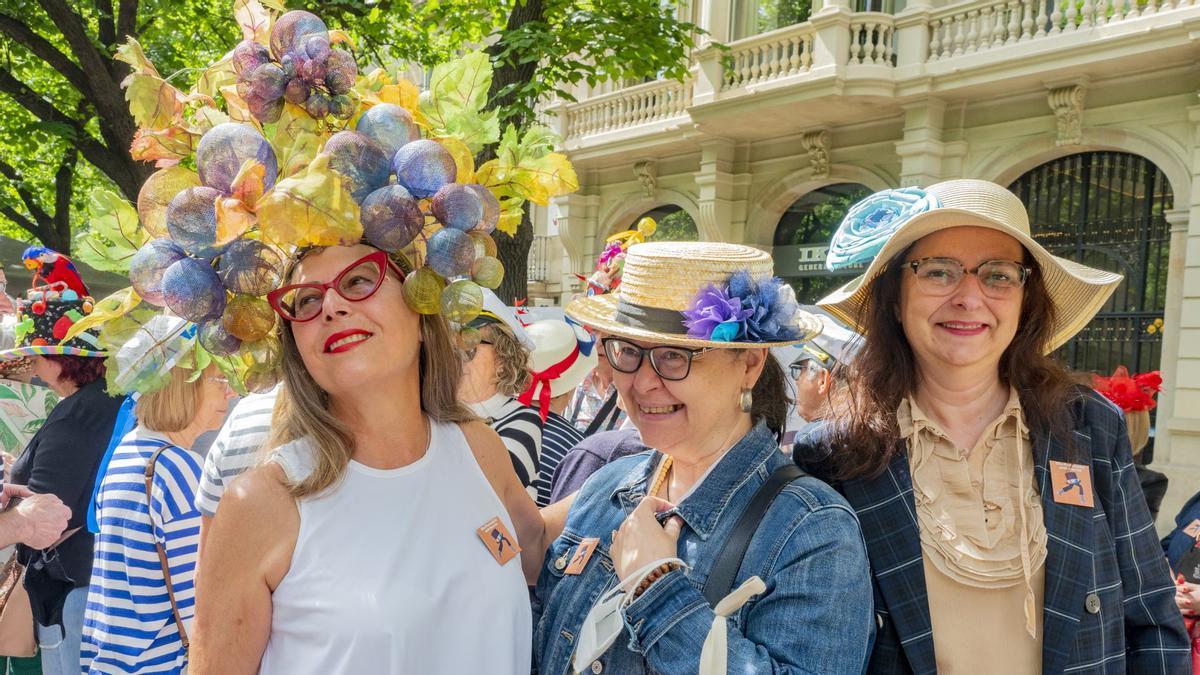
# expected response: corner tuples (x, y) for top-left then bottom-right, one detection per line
(207, 462), (297, 590)
(221, 462), (294, 520)
(459, 421), (513, 480)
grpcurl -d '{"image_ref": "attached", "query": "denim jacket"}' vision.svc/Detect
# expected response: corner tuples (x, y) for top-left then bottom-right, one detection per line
(533, 421), (875, 674)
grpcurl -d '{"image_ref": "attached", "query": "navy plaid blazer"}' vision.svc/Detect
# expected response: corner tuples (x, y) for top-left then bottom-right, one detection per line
(796, 387), (1189, 674)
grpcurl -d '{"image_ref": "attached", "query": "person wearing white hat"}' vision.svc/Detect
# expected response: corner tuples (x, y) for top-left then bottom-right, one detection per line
(787, 308), (861, 425)
(460, 289), (544, 500)
(794, 179), (1187, 673)
(520, 318), (597, 506)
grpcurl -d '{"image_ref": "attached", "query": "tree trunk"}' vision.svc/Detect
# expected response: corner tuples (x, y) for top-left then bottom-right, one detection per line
(483, 0), (545, 304)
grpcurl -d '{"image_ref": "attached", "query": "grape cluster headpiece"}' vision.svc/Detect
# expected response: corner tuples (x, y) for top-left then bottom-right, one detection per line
(73, 3), (578, 395)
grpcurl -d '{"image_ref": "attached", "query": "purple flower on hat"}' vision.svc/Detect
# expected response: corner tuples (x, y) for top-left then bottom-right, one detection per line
(683, 284), (751, 342)
(683, 272), (803, 343)
(826, 187), (939, 272)
(598, 241), (624, 266)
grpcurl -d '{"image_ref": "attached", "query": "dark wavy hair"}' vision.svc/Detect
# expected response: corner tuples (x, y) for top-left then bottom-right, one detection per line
(825, 245), (1077, 480)
(43, 354), (105, 388)
(751, 352), (791, 443)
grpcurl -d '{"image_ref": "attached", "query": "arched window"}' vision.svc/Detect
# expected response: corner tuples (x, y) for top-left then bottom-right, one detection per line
(618, 205), (699, 243)
(773, 183), (873, 304)
(1009, 151), (1171, 377)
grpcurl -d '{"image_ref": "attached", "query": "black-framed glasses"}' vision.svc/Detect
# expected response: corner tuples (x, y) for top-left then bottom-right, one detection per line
(789, 360), (817, 381)
(906, 257), (1032, 299)
(267, 250), (406, 322)
(601, 337), (714, 381)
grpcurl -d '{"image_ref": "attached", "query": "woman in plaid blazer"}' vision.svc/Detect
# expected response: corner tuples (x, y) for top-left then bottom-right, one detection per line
(795, 179), (1188, 674)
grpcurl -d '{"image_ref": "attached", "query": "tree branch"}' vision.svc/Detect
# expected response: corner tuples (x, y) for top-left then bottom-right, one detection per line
(0, 13), (93, 100)
(0, 66), (141, 199)
(0, 159), (54, 244)
(52, 148), (77, 252)
(116, 0), (137, 39)
(0, 205), (47, 243)
(94, 0), (116, 48)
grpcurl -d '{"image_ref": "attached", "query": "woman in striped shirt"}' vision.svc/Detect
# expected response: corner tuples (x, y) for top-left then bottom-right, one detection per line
(81, 364), (233, 674)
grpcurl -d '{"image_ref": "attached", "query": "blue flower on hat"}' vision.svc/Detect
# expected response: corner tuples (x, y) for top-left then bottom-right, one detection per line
(683, 271), (803, 343)
(683, 284), (751, 342)
(826, 187), (940, 271)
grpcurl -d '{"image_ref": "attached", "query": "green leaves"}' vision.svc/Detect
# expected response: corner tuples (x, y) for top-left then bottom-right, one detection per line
(476, 124), (579, 236)
(73, 188), (148, 274)
(419, 51), (500, 154)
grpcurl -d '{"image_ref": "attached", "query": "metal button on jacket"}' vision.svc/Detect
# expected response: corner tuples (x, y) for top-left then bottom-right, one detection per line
(590, 660), (604, 674)
(554, 555), (568, 571)
(1085, 593), (1101, 614)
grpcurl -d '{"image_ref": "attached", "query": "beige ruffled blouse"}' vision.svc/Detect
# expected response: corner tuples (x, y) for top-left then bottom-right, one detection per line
(902, 389), (1048, 673)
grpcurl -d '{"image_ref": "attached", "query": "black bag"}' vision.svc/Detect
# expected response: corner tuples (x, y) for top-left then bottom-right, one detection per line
(22, 528), (80, 629)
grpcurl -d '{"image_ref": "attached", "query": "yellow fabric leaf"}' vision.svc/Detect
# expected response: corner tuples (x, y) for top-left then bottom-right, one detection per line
(216, 197), (256, 245)
(230, 159), (267, 208)
(258, 0), (286, 10)
(130, 126), (198, 165)
(436, 136), (475, 184)
(233, 0), (273, 42)
(495, 208), (523, 237)
(114, 39), (161, 78)
(64, 287), (141, 342)
(191, 105), (232, 134)
(219, 84), (254, 123)
(356, 69), (426, 127)
(329, 29), (356, 48)
(510, 153), (578, 206)
(257, 153), (363, 248)
(193, 56), (238, 100)
(123, 74), (186, 129)
(272, 102), (325, 178)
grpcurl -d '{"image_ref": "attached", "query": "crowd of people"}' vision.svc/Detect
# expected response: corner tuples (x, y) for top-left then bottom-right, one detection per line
(0, 177), (1197, 675)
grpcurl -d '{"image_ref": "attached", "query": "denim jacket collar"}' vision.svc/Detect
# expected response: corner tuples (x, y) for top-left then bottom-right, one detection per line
(609, 421), (777, 540)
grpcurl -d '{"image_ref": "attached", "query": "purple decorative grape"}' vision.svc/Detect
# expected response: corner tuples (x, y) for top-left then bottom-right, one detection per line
(195, 122), (279, 194)
(198, 321), (242, 357)
(232, 40), (270, 78)
(129, 239), (187, 306)
(324, 131), (392, 203)
(354, 104), (419, 158)
(279, 53), (297, 79)
(304, 35), (331, 62)
(361, 185), (424, 252)
(467, 184), (501, 233)
(298, 55), (327, 84)
(324, 49), (358, 96)
(431, 184), (484, 232)
(165, 186), (223, 259)
(425, 228), (475, 278)
(330, 94), (355, 120)
(393, 140), (457, 199)
(284, 78), (310, 105)
(162, 257), (227, 322)
(239, 63), (288, 123)
(305, 91), (331, 118)
(270, 10), (328, 60)
(216, 239), (284, 296)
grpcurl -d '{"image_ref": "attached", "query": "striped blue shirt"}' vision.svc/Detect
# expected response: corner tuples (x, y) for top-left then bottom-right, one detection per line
(81, 428), (202, 674)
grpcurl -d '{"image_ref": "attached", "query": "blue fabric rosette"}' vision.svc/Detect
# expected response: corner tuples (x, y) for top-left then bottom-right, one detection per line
(826, 187), (940, 271)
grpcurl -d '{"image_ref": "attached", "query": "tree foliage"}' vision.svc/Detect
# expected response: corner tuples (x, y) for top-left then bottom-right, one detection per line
(1, 0), (697, 302)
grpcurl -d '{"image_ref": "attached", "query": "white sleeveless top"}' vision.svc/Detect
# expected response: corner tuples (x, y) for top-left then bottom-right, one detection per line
(258, 421), (531, 674)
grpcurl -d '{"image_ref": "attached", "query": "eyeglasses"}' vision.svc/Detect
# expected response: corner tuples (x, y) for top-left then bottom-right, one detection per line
(601, 337), (714, 381)
(460, 340), (493, 363)
(267, 250), (407, 323)
(906, 257), (1032, 299)
(789, 360), (822, 380)
(206, 375), (230, 387)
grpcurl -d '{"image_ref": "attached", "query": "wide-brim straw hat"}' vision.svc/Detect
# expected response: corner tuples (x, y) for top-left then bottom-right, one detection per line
(819, 179), (1123, 352)
(567, 241), (822, 349)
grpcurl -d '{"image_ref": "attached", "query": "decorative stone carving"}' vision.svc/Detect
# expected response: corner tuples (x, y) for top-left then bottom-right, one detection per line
(801, 130), (831, 178)
(1048, 85), (1085, 147)
(633, 160), (657, 197)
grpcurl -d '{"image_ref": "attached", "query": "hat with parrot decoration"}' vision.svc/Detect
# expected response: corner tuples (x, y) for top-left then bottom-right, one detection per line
(72, 2), (578, 395)
(0, 247), (103, 360)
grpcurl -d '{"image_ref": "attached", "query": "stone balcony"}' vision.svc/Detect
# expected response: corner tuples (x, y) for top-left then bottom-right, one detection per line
(552, 0), (1200, 163)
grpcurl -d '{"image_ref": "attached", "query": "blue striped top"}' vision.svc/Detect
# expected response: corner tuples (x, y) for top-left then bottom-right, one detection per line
(81, 427), (202, 674)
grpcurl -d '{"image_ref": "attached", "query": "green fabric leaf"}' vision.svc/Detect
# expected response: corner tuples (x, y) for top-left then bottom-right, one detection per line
(418, 51), (500, 153)
(74, 189), (149, 274)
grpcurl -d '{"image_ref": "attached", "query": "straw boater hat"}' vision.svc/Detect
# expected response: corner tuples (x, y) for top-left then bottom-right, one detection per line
(819, 179), (1123, 352)
(567, 242), (822, 349)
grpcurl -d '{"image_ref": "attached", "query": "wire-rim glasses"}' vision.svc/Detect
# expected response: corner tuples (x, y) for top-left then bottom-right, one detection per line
(601, 337), (714, 381)
(267, 250), (407, 323)
(906, 256), (1032, 299)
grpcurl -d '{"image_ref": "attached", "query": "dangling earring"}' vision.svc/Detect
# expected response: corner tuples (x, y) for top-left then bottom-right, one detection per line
(739, 388), (753, 413)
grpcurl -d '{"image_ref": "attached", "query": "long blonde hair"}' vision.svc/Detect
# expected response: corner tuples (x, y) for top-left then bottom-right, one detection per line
(268, 246), (475, 497)
(136, 365), (210, 432)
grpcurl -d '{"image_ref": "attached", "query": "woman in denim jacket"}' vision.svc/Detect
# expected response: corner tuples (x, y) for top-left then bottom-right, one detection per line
(534, 242), (874, 674)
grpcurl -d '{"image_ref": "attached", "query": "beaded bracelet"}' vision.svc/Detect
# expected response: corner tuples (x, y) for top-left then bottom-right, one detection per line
(630, 561), (683, 601)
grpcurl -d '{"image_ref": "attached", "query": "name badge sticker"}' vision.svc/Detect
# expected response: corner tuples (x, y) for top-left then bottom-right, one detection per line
(565, 537), (600, 575)
(477, 516), (522, 566)
(1049, 460), (1094, 508)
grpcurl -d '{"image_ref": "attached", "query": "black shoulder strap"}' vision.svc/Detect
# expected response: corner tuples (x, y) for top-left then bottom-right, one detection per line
(702, 463), (804, 607)
(583, 391), (619, 437)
